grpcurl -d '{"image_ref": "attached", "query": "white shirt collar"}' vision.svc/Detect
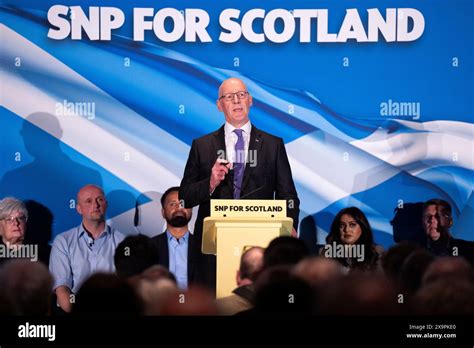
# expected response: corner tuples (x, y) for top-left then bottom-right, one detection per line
(224, 121), (252, 136)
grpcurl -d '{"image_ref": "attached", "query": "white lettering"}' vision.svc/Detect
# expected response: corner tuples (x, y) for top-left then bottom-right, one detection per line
(18, 322), (56, 342)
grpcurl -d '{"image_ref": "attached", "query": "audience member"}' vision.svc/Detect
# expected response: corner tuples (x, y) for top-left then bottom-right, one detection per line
(421, 256), (474, 286)
(382, 241), (421, 281)
(114, 234), (158, 279)
(159, 286), (218, 315)
(49, 185), (126, 312)
(292, 256), (345, 289)
(263, 236), (309, 269)
(252, 265), (313, 315)
(137, 265), (179, 315)
(151, 187), (200, 290)
(0, 197), (29, 265)
(317, 273), (398, 315)
(422, 198), (474, 264)
(216, 246), (264, 315)
(412, 279), (474, 315)
(71, 273), (142, 315)
(323, 207), (383, 272)
(399, 249), (434, 296)
(0, 259), (53, 315)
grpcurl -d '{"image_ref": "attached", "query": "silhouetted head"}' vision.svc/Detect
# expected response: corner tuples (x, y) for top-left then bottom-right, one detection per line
(422, 257), (474, 286)
(382, 241), (421, 280)
(292, 256), (345, 289)
(263, 236), (309, 269)
(412, 279), (474, 315)
(317, 273), (398, 315)
(0, 260), (53, 315)
(114, 235), (158, 278)
(237, 246), (265, 286)
(399, 249), (435, 295)
(254, 265), (314, 314)
(21, 113), (62, 158)
(72, 273), (142, 315)
(159, 286), (218, 315)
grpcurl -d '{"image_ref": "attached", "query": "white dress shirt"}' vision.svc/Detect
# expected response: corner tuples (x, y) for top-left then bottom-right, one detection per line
(224, 121), (252, 165)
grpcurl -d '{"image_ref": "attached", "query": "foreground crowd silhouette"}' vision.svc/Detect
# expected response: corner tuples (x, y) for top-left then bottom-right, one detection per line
(1, 239), (474, 316)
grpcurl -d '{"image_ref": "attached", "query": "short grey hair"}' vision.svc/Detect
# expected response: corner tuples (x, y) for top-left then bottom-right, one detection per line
(0, 197), (28, 220)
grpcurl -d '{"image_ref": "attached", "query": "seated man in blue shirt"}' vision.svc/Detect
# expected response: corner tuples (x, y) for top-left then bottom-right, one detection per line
(151, 187), (199, 290)
(49, 184), (125, 312)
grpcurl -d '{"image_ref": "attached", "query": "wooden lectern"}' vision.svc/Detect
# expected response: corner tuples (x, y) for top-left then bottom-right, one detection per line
(202, 199), (293, 298)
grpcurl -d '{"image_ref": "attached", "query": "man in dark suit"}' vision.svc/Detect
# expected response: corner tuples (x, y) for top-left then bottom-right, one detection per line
(151, 187), (199, 290)
(180, 77), (300, 289)
(422, 198), (474, 265)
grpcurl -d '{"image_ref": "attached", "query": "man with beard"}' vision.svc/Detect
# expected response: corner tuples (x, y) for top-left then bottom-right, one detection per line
(422, 198), (474, 265)
(151, 187), (199, 290)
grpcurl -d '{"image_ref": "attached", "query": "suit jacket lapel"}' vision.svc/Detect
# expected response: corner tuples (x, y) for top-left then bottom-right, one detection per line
(211, 126), (226, 160)
(241, 125), (263, 193)
(158, 233), (170, 268)
(212, 125), (234, 194)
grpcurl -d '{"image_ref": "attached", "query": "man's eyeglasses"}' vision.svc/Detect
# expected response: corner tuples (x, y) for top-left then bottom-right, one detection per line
(219, 91), (249, 102)
(1, 215), (28, 225)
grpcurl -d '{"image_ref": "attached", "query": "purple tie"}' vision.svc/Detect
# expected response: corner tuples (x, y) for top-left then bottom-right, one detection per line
(233, 129), (245, 199)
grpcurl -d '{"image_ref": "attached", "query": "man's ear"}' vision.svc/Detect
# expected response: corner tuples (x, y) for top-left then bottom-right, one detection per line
(161, 208), (165, 219)
(217, 99), (223, 112)
(448, 217), (453, 227)
(76, 204), (82, 215)
(249, 94), (253, 107)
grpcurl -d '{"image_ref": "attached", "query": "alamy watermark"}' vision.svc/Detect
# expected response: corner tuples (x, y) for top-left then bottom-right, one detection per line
(55, 99), (96, 120)
(323, 242), (365, 262)
(217, 149), (257, 167)
(380, 99), (420, 120)
(0, 243), (38, 262)
(18, 322), (55, 341)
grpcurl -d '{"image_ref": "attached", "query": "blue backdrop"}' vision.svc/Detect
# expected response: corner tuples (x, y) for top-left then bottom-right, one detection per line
(1, 0), (473, 247)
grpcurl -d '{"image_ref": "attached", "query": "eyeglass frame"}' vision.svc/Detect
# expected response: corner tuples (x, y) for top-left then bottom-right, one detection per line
(219, 91), (249, 102)
(1, 215), (28, 225)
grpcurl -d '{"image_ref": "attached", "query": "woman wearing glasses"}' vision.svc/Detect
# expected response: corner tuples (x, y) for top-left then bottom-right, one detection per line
(0, 197), (28, 248)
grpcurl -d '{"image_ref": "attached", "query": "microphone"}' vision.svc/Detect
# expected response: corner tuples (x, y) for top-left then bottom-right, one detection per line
(220, 160), (235, 185)
(220, 161), (267, 199)
(220, 161), (233, 171)
(239, 178), (267, 199)
(133, 200), (140, 227)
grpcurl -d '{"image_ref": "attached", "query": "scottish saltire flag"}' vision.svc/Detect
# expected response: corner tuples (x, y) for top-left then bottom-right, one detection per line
(1, 1), (472, 247)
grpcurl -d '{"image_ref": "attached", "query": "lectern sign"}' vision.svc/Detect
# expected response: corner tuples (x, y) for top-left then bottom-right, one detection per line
(210, 199), (287, 218)
(204, 199), (293, 298)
